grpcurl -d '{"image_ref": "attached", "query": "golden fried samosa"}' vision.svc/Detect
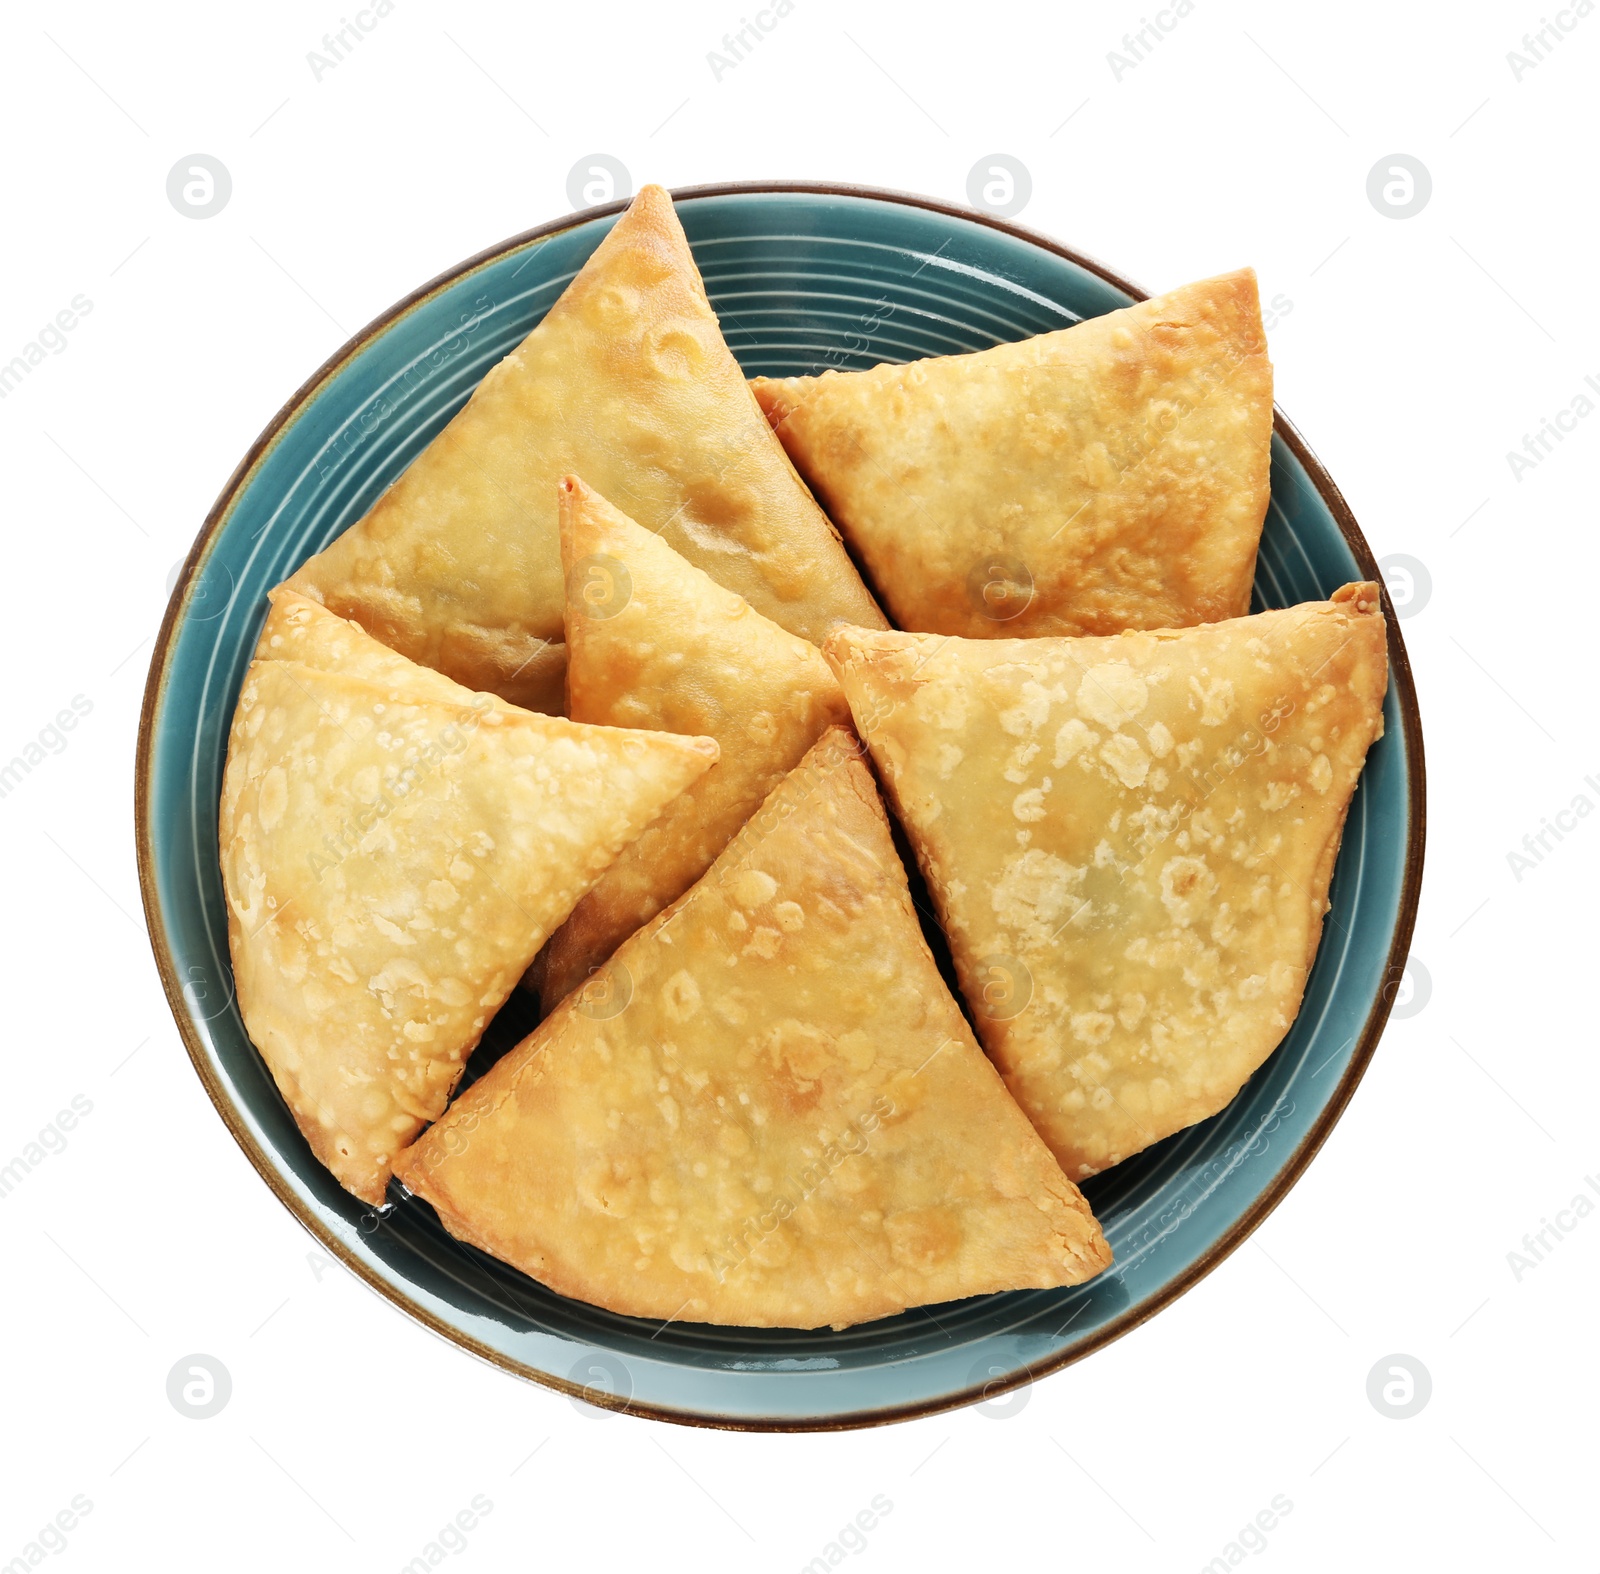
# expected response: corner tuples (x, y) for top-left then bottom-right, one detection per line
(286, 184), (883, 712)
(537, 476), (852, 1010)
(395, 728), (1111, 1328)
(752, 271), (1273, 639)
(219, 636), (717, 1203)
(825, 584), (1387, 1180)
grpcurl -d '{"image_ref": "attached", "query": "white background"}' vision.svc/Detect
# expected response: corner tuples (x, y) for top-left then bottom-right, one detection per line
(1, 0), (1593, 1568)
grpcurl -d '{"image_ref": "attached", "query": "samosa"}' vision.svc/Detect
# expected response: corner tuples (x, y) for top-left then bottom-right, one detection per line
(288, 184), (883, 712)
(825, 585), (1388, 1180)
(753, 272), (1272, 640)
(220, 609), (717, 1202)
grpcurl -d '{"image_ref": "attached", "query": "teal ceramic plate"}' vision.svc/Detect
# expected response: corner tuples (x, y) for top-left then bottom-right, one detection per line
(137, 183), (1425, 1430)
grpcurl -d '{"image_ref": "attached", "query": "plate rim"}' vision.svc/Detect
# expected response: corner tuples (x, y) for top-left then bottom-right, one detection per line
(135, 178), (1428, 1432)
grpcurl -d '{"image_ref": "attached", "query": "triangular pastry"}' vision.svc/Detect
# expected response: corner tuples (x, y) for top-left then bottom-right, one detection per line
(825, 584), (1387, 1180)
(395, 728), (1111, 1328)
(286, 184), (884, 711)
(752, 271), (1273, 639)
(537, 476), (853, 1010)
(219, 646), (718, 1203)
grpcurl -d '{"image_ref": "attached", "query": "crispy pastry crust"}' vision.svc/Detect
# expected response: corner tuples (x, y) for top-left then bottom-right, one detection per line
(254, 585), (530, 709)
(220, 605), (717, 1202)
(396, 728), (1111, 1328)
(538, 476), (853, 1010)
(753, 271), (1272, 639)
(286, 185), (883, 707)
(825, 584), (1388, 1180)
